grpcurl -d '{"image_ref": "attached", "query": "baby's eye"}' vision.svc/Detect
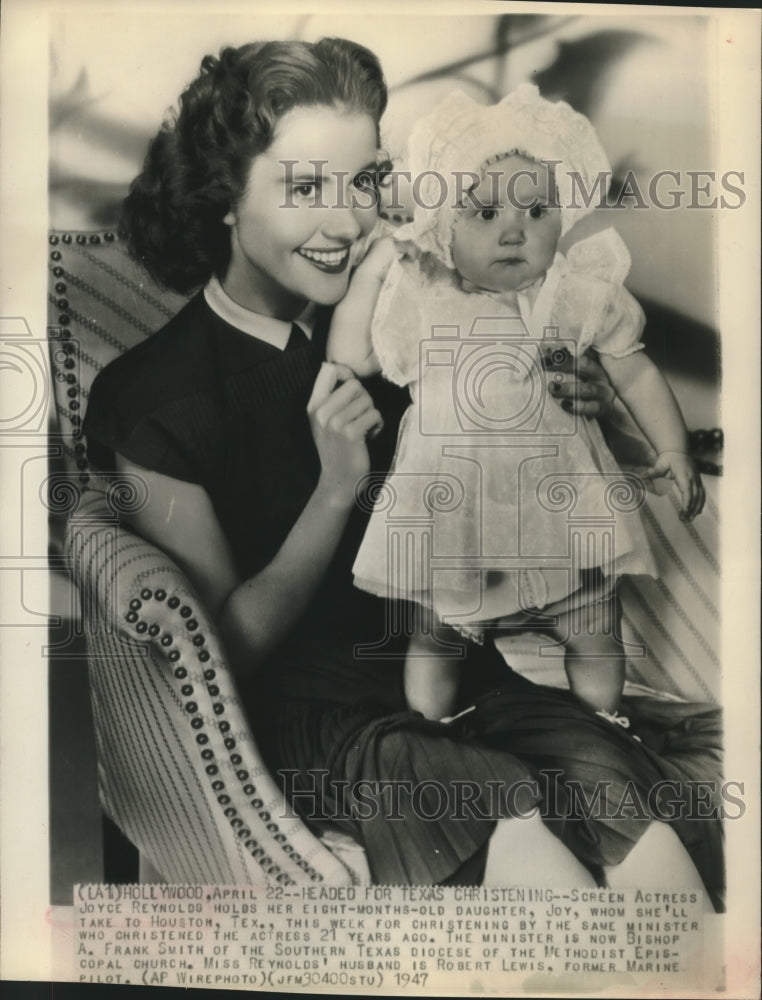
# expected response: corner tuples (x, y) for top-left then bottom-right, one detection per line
(528, 203), (547, 220)
(478, 208), (498, 222)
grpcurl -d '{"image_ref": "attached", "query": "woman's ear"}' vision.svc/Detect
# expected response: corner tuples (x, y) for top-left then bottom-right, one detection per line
(223, 210), (236, 226)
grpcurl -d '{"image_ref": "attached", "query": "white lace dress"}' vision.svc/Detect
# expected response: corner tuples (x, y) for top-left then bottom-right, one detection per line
(352, 228), (659, 628)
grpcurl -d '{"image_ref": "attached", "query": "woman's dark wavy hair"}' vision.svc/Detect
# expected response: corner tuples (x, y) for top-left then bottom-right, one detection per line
(120, 38), (388, 293)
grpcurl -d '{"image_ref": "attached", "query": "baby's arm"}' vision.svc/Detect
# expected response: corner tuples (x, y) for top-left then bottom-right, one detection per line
(327, 237), (400, 377)
(598, 351), (705, 520)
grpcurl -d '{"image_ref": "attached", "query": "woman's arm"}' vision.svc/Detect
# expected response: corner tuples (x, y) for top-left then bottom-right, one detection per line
(116, 363), (383, 670)
(327, 237), (400, 376)
(598, 350), (705, 519)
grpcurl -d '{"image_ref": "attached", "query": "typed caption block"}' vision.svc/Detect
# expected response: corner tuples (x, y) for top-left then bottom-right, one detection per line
(74, 883), (705, 993)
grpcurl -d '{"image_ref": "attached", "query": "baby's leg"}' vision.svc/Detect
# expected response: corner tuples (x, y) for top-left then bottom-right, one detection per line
(404, 607), (461, 720)
(556, 590), (625, 714)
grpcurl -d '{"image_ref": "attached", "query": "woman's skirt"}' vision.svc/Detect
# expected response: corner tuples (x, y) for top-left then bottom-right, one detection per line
(258, 661), (723, 908)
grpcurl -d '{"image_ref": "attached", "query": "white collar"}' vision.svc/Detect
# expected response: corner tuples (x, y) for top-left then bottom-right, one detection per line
(204, 275), (314, 350)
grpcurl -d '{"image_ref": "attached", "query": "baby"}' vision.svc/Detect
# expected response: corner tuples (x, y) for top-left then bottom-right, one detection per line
(329, 86), (704, 722)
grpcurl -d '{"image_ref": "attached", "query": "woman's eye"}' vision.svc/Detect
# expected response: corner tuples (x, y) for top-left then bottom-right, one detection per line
(479, 209), (497, 222)
(293, 183), (318, 200)
(353, 171), (376, 190)
(375, 159), (393, 188)
(528, 203), (547, 219)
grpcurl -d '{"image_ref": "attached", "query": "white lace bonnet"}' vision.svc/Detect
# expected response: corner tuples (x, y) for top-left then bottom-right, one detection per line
(399, 84), (611, 268)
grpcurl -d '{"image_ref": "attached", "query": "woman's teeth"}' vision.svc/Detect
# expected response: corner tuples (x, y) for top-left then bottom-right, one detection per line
(298, 248), (349, 265)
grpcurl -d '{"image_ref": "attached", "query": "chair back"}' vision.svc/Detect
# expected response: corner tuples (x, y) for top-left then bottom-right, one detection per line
(48, 231), (189, 484)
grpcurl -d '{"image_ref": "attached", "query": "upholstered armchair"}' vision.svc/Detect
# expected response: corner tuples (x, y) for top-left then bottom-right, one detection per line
(48, 229), (721, 886)
(48, 230), (367, 886)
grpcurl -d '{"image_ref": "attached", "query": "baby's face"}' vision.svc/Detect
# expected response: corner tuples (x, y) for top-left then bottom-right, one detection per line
(451, 154), (562, 293)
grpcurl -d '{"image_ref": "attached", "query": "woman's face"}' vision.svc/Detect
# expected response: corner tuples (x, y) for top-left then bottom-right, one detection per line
(222, 104), (380, 318)
(451, 154), (562, 294)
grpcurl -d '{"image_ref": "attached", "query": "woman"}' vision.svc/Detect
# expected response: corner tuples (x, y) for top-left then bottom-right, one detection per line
(84, 38), (722, 897)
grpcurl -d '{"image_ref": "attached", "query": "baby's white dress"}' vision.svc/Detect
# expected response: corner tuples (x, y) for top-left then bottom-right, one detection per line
(352, 228), (658, 628)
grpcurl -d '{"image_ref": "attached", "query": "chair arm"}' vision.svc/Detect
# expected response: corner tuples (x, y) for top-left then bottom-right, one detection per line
(66, 488), (352, 886)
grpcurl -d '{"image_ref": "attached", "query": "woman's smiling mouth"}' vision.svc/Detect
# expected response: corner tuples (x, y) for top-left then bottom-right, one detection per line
(297, 245), (352, 273)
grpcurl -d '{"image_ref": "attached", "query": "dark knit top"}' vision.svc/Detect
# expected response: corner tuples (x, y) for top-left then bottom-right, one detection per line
(84, 291), (413, 708)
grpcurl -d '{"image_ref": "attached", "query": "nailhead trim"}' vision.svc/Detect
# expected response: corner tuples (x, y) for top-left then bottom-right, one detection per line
(121, 587), (302, 884)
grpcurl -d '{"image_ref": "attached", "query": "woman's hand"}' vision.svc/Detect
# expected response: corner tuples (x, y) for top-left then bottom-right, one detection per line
(307, 362), (383, 505)
(545, 349), (616, 420)
(644, 451), (705, 521)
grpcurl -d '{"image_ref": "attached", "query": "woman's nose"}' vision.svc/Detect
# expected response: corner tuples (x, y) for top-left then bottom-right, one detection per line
(321, 204), (364, 243)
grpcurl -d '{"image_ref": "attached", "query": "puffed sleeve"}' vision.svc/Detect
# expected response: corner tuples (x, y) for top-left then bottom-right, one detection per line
(553, 228), (646, 358)
(370, 257), (427, 387)
(84, 361), (200, 483)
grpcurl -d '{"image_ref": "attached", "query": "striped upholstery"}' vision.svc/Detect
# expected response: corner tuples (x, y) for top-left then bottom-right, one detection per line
(498, 479), (720, 705)
(48, 231), (358, 885)
(48, 231), (188, 479)
(619, 483), (719, 703)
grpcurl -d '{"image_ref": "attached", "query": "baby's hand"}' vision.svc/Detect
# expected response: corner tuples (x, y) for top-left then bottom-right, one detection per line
(355, 236), (418, 283)
(644, 451), (705, 521)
